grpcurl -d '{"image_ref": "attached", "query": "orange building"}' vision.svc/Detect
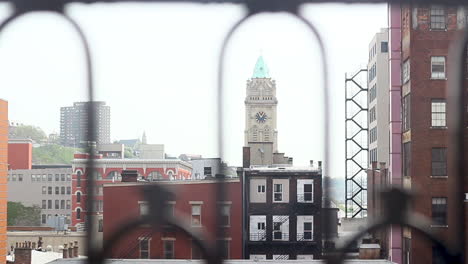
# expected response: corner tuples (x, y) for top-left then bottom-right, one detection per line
(0, 99), (7, 262)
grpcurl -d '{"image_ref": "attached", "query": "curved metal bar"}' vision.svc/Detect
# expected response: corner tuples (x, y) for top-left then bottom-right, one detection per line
(446, 23), (467, 264)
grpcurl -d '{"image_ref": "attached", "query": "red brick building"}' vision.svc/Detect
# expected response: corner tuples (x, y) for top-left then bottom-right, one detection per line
(7, 139), (32, 170)
(392, 5), (468, 264)
(103, 179), (242, 259)
(71, 153), (192, 228)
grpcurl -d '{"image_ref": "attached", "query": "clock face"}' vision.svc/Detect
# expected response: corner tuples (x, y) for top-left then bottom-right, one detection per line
(255, 111), (268, 123)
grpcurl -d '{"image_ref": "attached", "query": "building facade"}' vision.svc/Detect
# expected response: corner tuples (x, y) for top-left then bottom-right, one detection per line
(367, 29), (390, 166)
(103, 179), (242, 259)
(243, 166), (322, 260)
(71, 153), (192, 229)
(8, 139), (32, 170)
(7, 168), (73, 226)
(244, 57), (291, 166)
(60, 102), (111, 147)
(0, 99), (8, 262)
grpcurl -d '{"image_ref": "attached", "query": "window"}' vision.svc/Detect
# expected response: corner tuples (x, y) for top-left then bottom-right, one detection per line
(31, 174), (36, 182)
(55, 187), (59, 195)
(257, 185), (265, 193)
(42, 200), (46, 209)
(257, 222), (265, 230)
(61, 200), (65, 209)
(55, 174), (59, 181)
(48, 174), (52, 182)
(163, 240), (174, 259)
(41, 214), (46, 224)
(66, 174), (71, 181)
(191, 241), (202, 259)
(139, 202), (149, 216)
(273, 222), (283, 240)
(12, 174), (16, 181)
(61, 187), (65, 195)
(66, 187), (71, 195)
(368, 63), (376, 82)
(432, 197), (447, 226)
(55, 200), (59, 209)
(61, 174), (65, 181)
(219, 204), (230, 227)
(18, 174), (23, 181)
(432, 148), (447, 176)
(191, 204), (201, 226)
(304, 184), (313, 202)
(48, 187), (52, 195)
(77, 172), (82, 187)
(381, 41), (388, 53)
(77, 192), (81, 203)
(432, 246), (445, 264)
(402, 59), (410, 83)
(47, 200), (52, 209)
(76, 208), (81, 220)
(139, 239), (150, 259)
(219, 240), (229, 259)
(204, 167), (212, 176)
(66, 200), (71, 209)
(403, 142), (411, 177)
(303, 222), (313, 240)
(431, 57), (446, 79)
(430, 6), (446, 30)
(370, 127), (377, 143)
(431, 100), (446, 127)
(369, 84), (377, 102)
(42, 186), (46, 194)
(369, 107), (376, 123)
(403, 95), (411, 131)
(273, 184), (283, 202)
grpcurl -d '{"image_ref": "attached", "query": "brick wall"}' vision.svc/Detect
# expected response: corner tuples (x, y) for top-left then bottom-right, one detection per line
(0, 99), (8, 262)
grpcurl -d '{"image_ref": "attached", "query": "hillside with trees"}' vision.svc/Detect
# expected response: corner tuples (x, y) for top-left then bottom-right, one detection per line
(33, 144), (80, 165)
(7, 202), (41, 226)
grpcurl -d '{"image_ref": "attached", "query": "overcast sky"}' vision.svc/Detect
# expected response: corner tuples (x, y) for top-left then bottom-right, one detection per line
(0, 2), (387, 177)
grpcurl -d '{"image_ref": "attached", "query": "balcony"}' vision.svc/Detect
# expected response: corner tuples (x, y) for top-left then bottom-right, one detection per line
(249, 232), (266, 241)
(297, 232), (314, 241)
(297, 194), (313, 203)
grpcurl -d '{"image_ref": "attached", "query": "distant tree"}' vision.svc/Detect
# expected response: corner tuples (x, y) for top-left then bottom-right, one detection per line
(7, 202), (41, 226)
(124, 147), (135, 158)
(32, 144), (81, 164)
(9, 125), (47, 142)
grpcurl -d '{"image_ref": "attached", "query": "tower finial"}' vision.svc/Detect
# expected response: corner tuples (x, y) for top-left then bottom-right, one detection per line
(142, 131), (147, 145)
(252, 56), (270, 78)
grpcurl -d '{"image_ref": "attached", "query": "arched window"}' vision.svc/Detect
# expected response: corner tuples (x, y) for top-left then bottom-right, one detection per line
(77, 192), (81, 203)
(77, 171), (82, 187)
(148, 171), (163, 181)
(264, 126), (270, 141)
(76, 208), (81, 220)
(252, 126), (258, 142)
(168, 171), (174, 180)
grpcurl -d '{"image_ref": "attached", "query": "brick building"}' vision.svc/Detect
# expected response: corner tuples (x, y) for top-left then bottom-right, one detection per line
(103, 179), (242, 259)
(0, 99), (8, 262)
(70, 153), (192, 229)
(7, 139), (32, 170)
(242, 162), (322, 260)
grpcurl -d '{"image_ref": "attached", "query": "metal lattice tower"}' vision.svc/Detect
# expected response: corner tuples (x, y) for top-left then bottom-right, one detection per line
(345, 69), (368, 218)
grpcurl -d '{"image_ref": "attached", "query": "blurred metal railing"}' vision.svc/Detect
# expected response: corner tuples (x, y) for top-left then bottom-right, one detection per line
(0, 1), (465, 264)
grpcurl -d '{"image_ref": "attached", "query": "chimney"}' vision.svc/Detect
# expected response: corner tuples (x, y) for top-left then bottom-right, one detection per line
(14, 241), (32, 264)
(121, 170), (138, 182)
(62, 244), (68, 259)
(318, 161), (322, 170)
(310, 160), (314, 167)
(379, 162), (386, 171)
(73, 241), (78, 257)
(68, 242), (73, 258)
(242, 147), (250, 168)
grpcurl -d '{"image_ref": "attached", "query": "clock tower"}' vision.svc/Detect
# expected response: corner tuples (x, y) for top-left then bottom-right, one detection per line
(244, 56), (279, 165)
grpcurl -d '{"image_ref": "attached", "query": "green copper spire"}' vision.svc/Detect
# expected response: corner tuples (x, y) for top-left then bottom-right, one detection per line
(252, 56), (270, 78)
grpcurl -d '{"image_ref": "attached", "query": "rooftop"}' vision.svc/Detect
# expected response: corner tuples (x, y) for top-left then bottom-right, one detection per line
(49, 259), (395, 264)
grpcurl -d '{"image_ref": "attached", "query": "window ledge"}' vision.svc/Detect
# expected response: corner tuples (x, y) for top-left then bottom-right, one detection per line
(430, 126), (447, 130)
(430, 225), (448, 228)
(430, 175), (448, 179)
(429, 28), (448, 32)
(429, 78), (447, 81)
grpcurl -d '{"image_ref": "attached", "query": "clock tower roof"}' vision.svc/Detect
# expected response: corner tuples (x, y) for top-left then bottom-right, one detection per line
(252, 56), (270, 78)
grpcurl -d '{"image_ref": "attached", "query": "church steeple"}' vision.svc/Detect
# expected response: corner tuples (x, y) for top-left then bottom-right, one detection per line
(142, 131), (147, 145)
(252, 56), (270, 78)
